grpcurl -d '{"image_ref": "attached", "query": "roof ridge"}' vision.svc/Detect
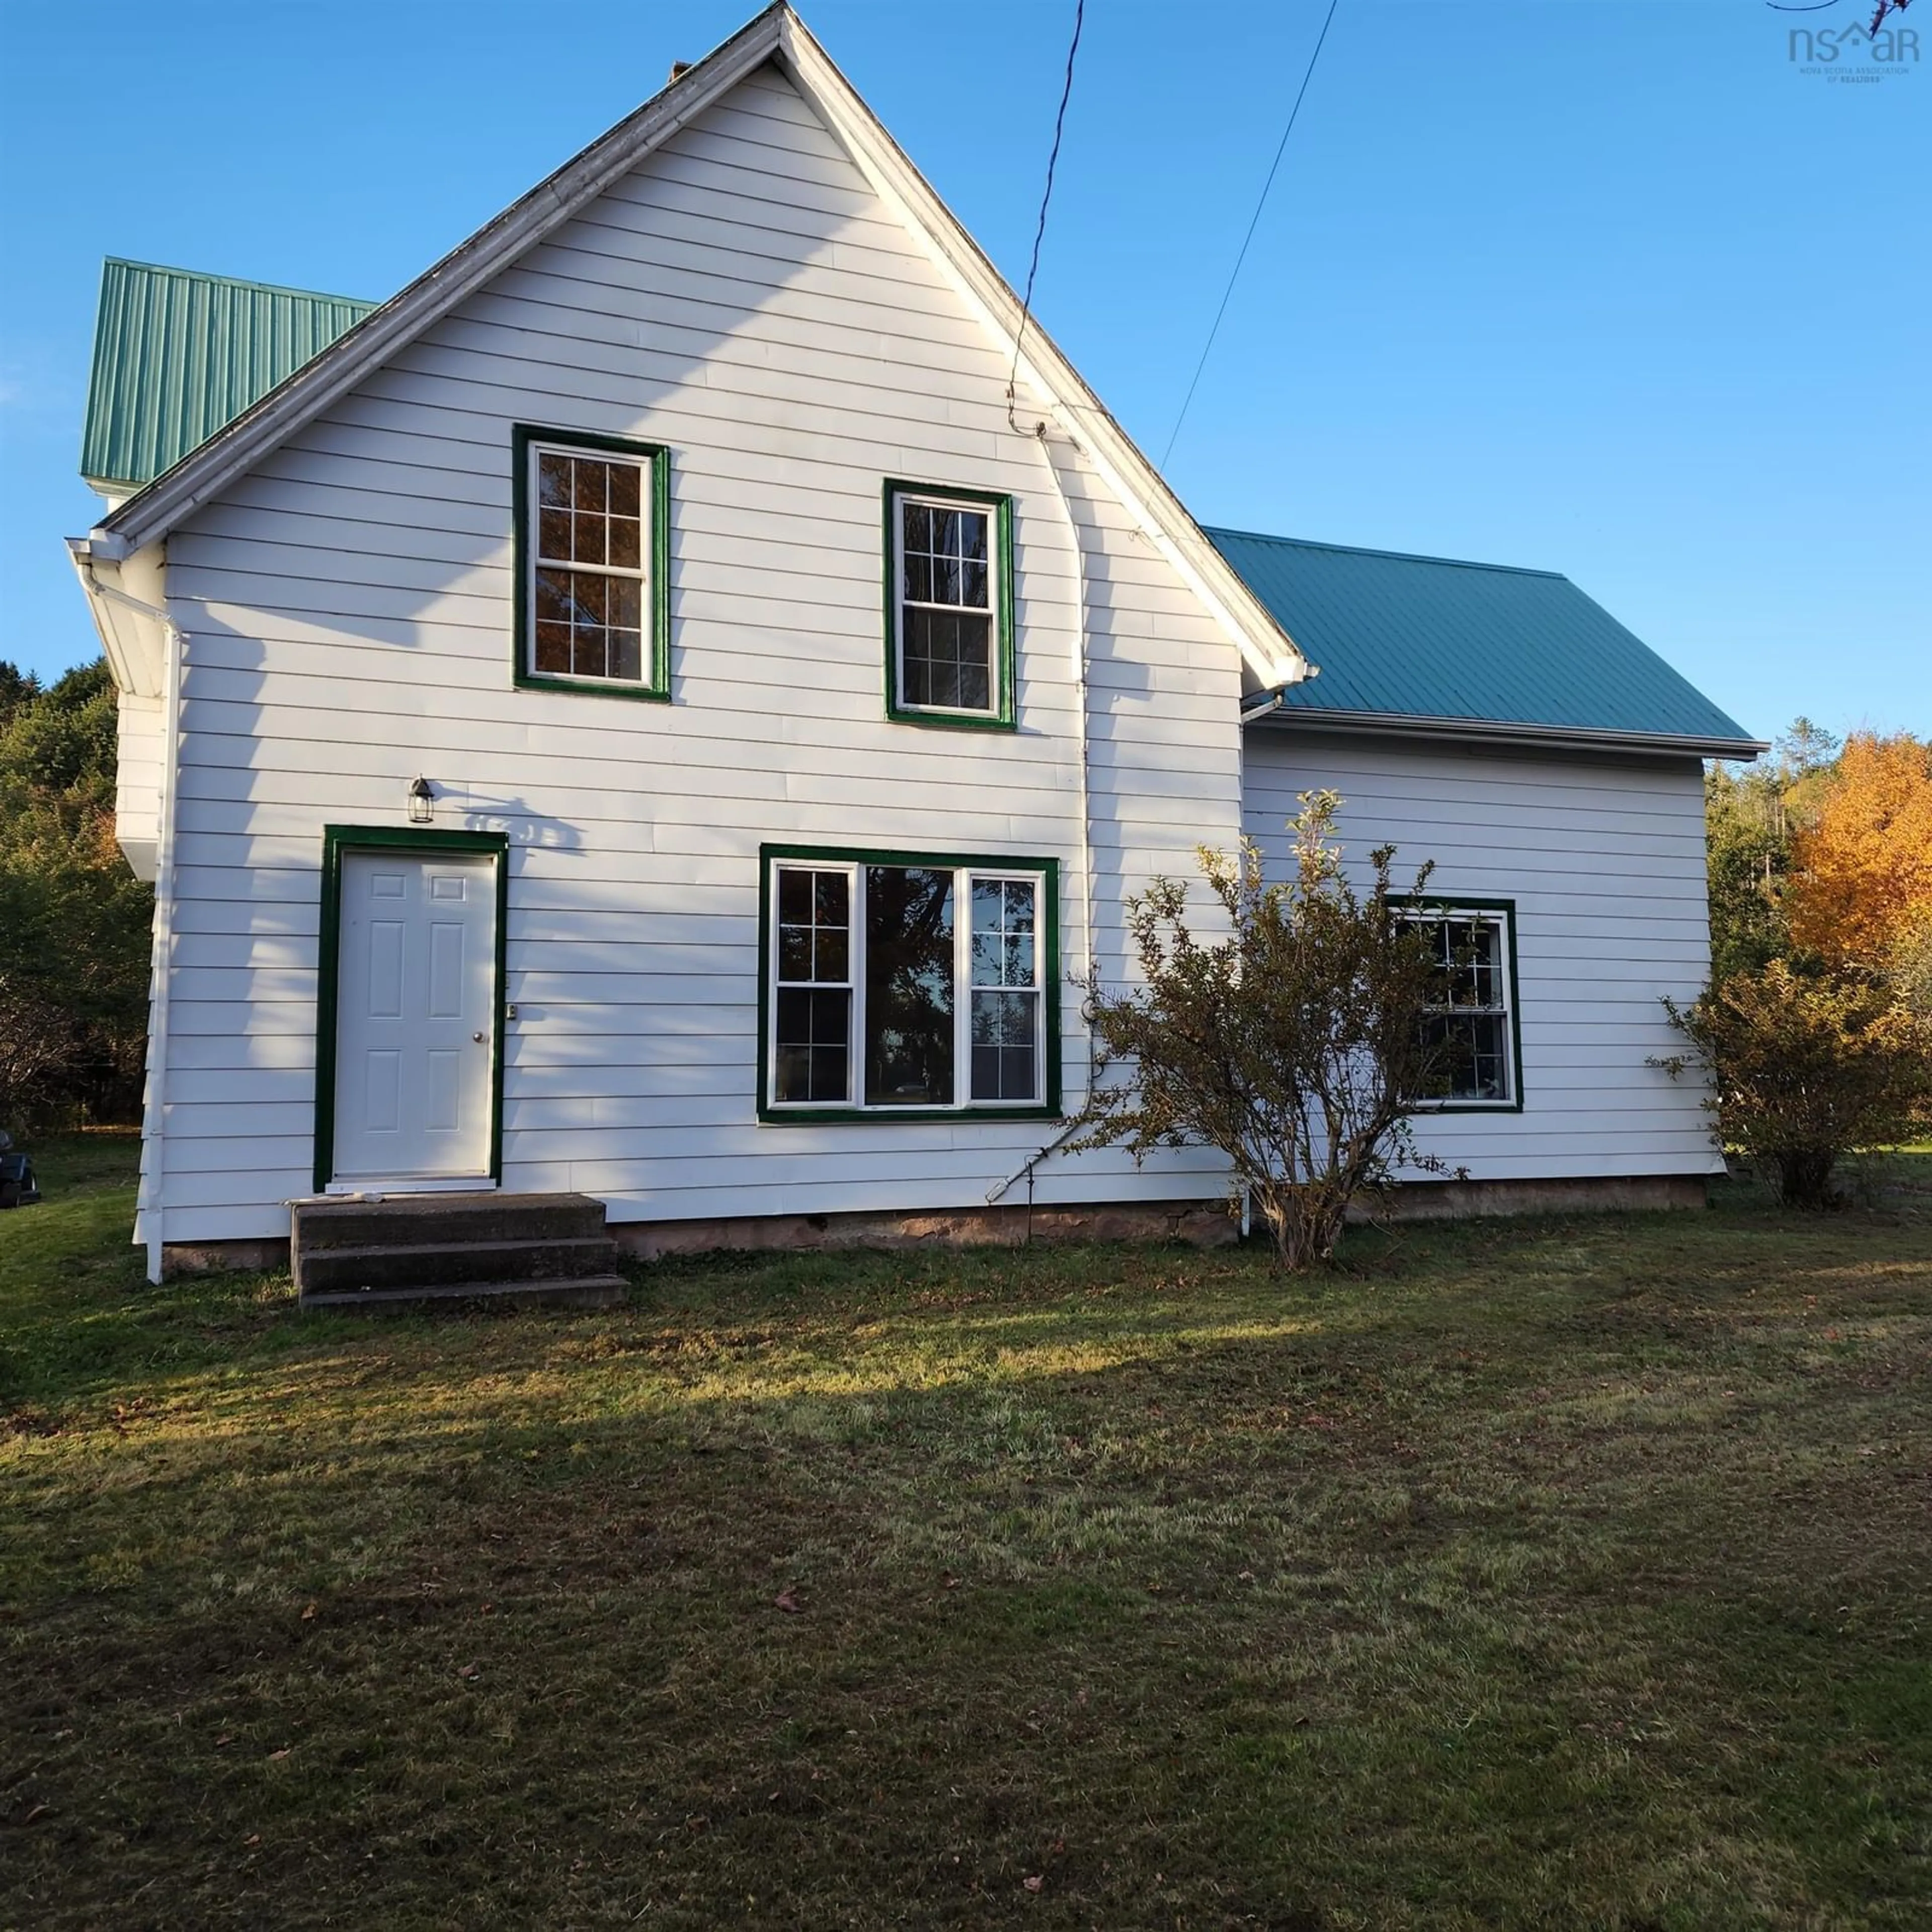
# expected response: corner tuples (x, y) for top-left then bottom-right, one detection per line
(1202, 525), (1567, 582)
(102, 257), (377, 310)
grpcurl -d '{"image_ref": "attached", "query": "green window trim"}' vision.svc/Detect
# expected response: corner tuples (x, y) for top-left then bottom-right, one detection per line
(313, 825), (511, 1193)
(512, 424), (672, 702)
(881, 479), (1017, 730)
(1391, 894), (1525, 1115)
(757, 842), (1061, 1124)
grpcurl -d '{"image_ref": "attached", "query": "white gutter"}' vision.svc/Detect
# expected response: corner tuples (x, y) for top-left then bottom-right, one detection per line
(71, 542), (185, 1283)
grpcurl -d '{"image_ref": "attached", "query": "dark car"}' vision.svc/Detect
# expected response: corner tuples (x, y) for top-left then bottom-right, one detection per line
(0, 1131), (42, 1209)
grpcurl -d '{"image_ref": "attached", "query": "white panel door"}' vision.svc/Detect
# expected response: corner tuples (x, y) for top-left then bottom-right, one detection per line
(332, 850), (497, 1184)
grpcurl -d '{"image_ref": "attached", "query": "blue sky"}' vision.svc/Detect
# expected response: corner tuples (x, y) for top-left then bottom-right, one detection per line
(2, 0), (1925, 742)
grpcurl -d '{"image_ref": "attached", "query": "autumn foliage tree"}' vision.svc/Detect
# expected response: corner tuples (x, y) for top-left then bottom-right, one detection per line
(1785, 732), (1932, 992)
(1671, 725), (1932, 1203)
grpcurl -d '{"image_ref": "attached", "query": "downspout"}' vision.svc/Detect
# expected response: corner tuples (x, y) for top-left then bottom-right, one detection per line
(74, 548), (186, 1284)
(987, 422), (1096, 1207)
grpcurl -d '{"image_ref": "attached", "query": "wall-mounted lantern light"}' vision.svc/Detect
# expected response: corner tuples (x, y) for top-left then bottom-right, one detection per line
(408, 776), (435, 825)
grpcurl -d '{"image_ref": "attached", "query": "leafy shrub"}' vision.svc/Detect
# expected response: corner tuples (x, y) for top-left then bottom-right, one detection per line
(1658, 961), (1931, 1208)
(1077, 791), (1456, 1270)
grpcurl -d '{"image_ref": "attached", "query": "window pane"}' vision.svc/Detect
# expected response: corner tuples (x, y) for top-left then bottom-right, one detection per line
(607, 630), (641, 681)
(573, 460), (606, 514)
(902, 609), (992, 711)
(535, 567), (573, 625)
(538, 507), (571, 561)
(899, 499), (991, 610)
(609, 516), (642, 571)
(776, 988), (850, 1104)
(608, 464), (641, 519)
(971, 878), (1036, 987)
(571, 627), (608, 680)
(568, 572), (607, 627)
(971, 988), (1038, 1101)
(1421, 1012), (1510, 1101)
(534, 620), (571, 674)
(777, 868), (849, 986)
(864, 866), (954, 1105)
(538, 452), (571, 508)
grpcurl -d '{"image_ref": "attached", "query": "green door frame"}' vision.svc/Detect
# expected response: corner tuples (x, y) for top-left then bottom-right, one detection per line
(313, 825), (511, 1193)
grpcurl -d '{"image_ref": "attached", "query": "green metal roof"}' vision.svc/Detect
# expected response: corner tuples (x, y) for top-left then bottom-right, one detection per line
(1206, 528), (1760, 753)
(80, 259), (375, 492)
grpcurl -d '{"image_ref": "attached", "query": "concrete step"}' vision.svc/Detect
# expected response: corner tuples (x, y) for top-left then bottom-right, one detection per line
(300, 1274), (629, 1314)
(293, 1191), (608, 1255)
(291, 1191), (622, 1313)
(296, 1234), (620, 1296)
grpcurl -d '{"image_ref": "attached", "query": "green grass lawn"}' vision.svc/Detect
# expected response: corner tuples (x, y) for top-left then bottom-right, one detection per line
(4, 1139), (1929, 1929)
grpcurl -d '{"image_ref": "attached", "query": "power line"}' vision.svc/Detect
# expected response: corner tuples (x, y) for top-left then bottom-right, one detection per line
(1009, 0), (1086, 432)
(1159, 0), (1340, 468)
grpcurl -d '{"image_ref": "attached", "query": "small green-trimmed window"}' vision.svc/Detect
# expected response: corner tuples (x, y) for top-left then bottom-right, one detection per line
(1402, 904), (1522, 1108)
(762, 847), (1058, 1118)
(884, 481), (1015, 728)
(513, 426), (670, 700)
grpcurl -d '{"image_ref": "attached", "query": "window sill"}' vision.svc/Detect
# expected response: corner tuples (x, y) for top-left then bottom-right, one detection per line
(883, 703), (1016, 732)
(1411, 1100), (1526, 1115)
(759, 1105), (1064, 1126)
(514, 670), (670, 703)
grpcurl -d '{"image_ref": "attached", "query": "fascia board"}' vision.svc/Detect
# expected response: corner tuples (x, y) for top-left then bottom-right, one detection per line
(100, 6), (789, 553)
(1248, 704), (1768, 761)
(774, 12), (1308, 691)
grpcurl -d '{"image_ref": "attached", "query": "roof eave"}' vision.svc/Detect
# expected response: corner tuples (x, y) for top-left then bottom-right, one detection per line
(99, 2), (792, 552)
(92, 3), (1305, 689)
(1244, 700), (1766, 761)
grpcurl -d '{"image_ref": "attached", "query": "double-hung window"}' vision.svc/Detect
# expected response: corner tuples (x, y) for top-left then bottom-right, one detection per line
(1403, 902), (1522, 1109)
(764, 847), (1057, 1117)
(513, 426), (670, 699)
(884, 482), (1014, 728)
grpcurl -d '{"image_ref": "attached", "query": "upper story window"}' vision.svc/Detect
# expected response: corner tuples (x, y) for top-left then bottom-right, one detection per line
(1403, 903), (1522, 1109)
(884, 482), (1014, 729)
(512, 426), (670, 701)
(762, 845), (1057, 1119)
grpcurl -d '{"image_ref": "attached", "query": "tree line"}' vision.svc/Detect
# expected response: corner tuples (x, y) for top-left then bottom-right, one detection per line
(0, 660), (152, 1130)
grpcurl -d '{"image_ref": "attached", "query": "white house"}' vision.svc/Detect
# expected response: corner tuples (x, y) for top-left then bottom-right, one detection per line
(68, 4), (1762, 1284)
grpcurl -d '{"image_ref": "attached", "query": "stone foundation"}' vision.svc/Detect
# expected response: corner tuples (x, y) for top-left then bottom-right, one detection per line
(1355, 1173), (1710, 1223)
(608, 1198), (1239, 1261)
(156, 1174), (1710, 1277)
(162, 1237), (292, 1278)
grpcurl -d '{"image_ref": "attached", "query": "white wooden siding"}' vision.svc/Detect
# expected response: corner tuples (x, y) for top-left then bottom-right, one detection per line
(1242, 729), (1720, 1182)
(147, 61), (1242, 1244)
